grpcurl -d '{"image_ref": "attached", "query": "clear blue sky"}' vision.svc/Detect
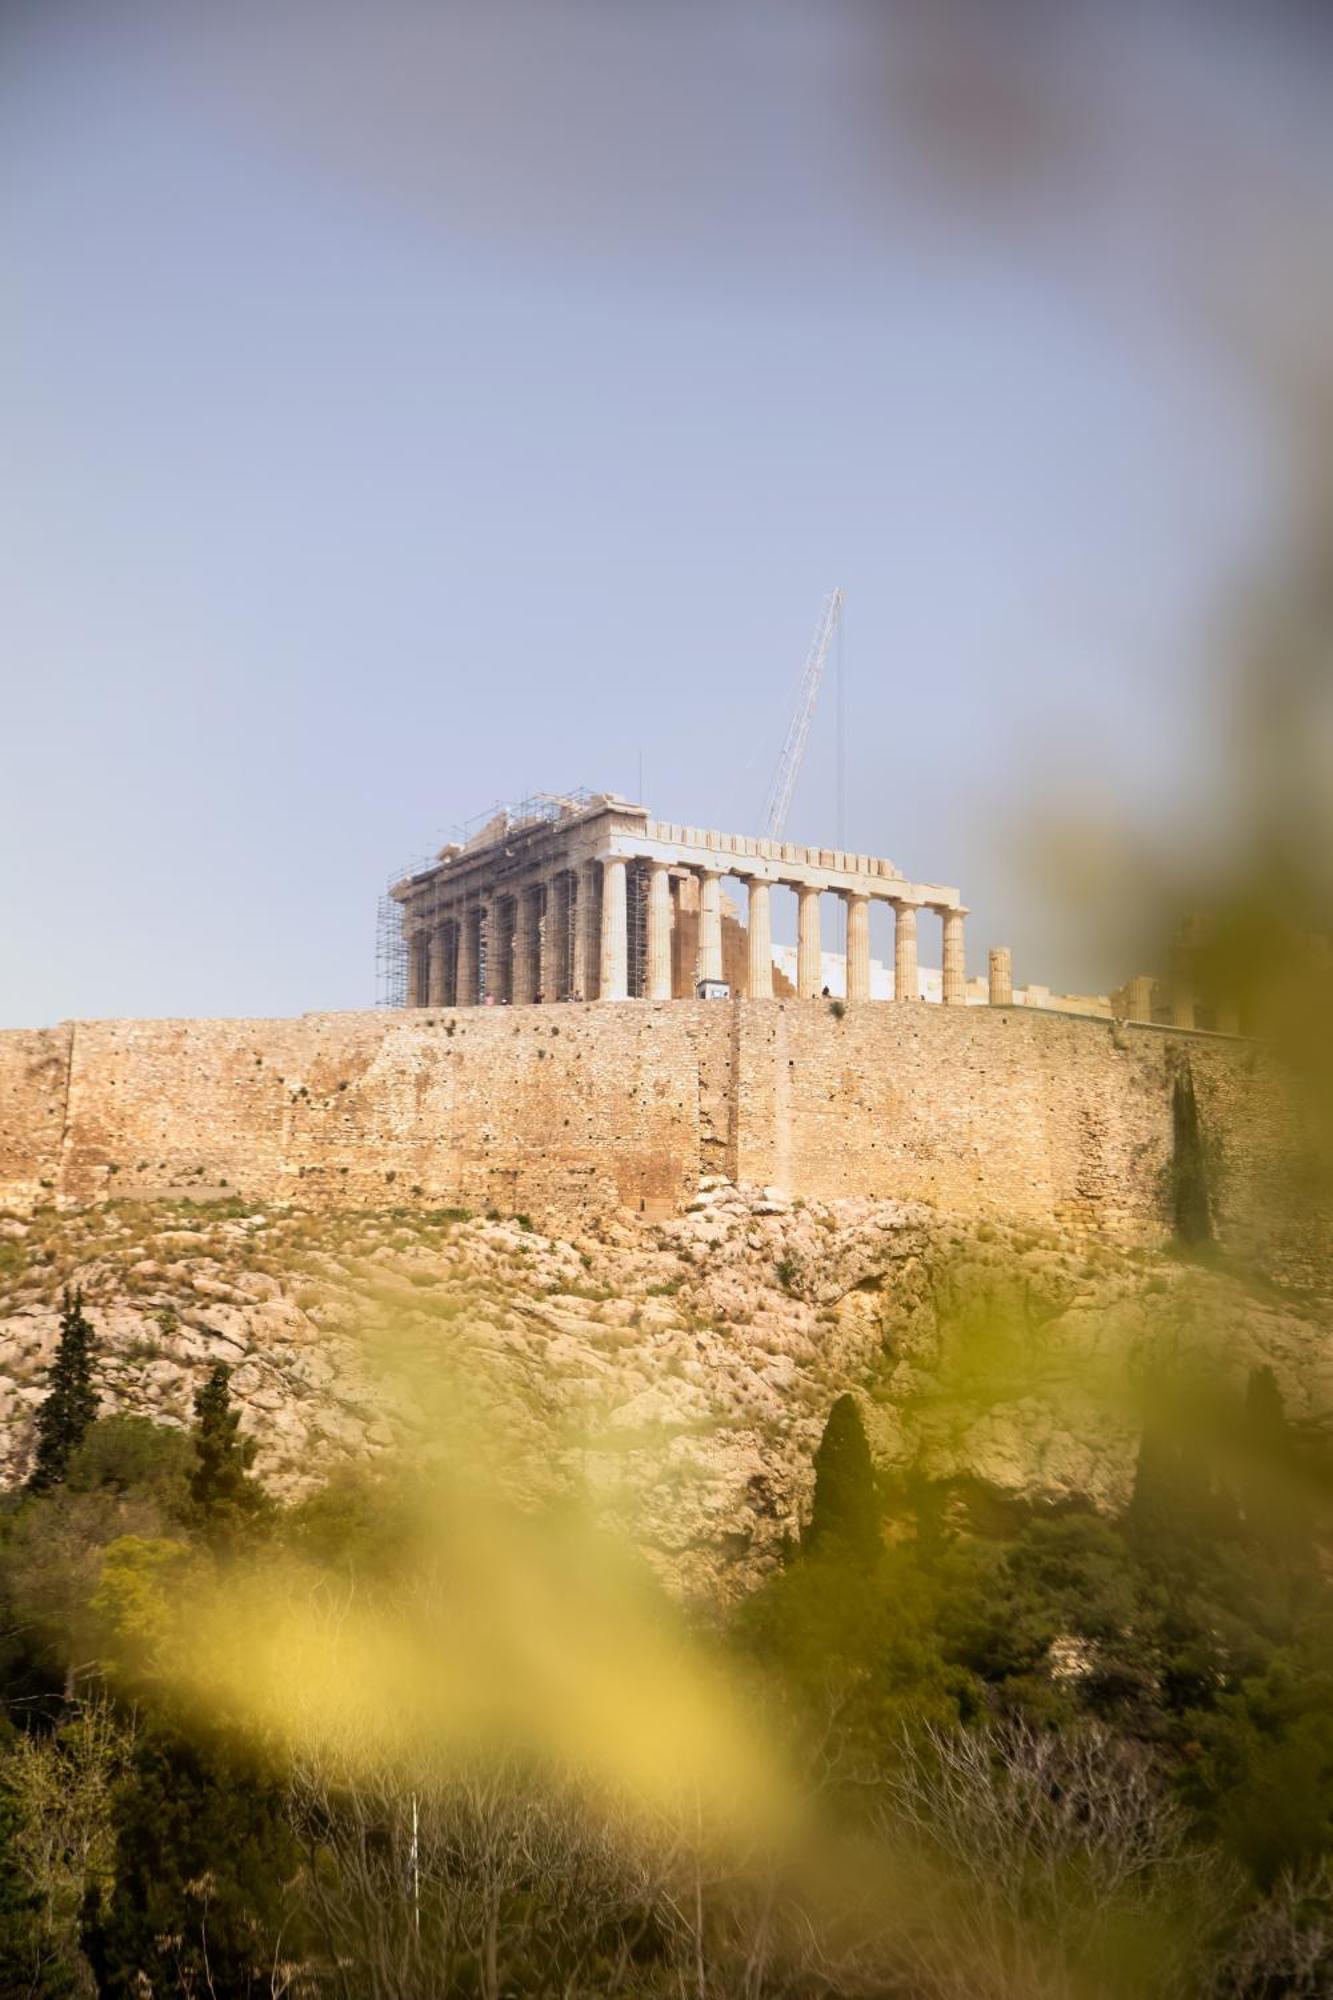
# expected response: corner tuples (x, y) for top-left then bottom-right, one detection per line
(3, 0), (1327, 1025)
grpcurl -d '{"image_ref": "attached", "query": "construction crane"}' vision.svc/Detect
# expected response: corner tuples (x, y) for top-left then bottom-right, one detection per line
(761, 588), (844, 841)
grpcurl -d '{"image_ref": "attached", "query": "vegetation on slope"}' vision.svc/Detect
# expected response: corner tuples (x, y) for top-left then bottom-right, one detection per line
(2, 1267), (1333, 1996)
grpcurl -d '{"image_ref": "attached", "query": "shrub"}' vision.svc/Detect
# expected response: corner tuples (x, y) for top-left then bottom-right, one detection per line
(774, 1255), (800, 1295)
(67, 1417), (192, 1508)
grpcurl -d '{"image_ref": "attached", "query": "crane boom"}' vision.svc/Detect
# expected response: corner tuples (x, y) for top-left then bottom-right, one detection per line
(761, 588), (844, 840)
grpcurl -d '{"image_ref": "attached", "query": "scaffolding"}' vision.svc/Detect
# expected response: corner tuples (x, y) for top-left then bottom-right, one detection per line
(560, 869), (579, 1001)
(376, 788), (603, 1007)
(375, 860), (432, 1008)
(626, 859), (649, 999)
(453, 787), (598, 851)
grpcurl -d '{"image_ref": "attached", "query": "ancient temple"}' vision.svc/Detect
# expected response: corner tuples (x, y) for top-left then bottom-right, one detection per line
(389, 791), (968, 1007)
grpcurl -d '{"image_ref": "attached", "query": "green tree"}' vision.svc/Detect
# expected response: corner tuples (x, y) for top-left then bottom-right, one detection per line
(1185, 1649), (1333, 1888)
(6, 1698), (132, 1997)
(0, 1494), (116, 1701)
(188, 1364), (267, 1542)
(29, 1290), (98, 1495)
(91, 1536), (194, 1685)
(1237, 1365), (1306, 1555)
(803, 1393), (880, 1562)
(1128, 1369), (1238, 1558)
(82, 1719), (303, 1998)
(737, 1539), (982, 1763)
(0, 1760), (56, 1997)
(0, 1477), (188, 1703)
(67, 1416), (193, 1515)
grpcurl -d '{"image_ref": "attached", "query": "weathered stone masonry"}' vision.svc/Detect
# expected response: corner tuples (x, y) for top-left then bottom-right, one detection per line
(0, 1005), (1305, 1265)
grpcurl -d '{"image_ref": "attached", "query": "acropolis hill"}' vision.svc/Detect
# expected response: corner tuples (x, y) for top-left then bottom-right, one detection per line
(0, 790), (1324, 1574)
(0, 794), (1304, 1273)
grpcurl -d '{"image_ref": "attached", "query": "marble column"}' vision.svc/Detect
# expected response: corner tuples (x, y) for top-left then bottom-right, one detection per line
(539, 879), (562, 1002)
(484, 897), (512, 1003)
(599, 857), (628, 1000)
(988, 946), (1013, 1008)
(941, 909), (967, 1006)
(427, 922), (450, 1008)
(573, 859), (599, 1000)
(479, 900), (496, 1002)
(747, 879), (773, 999)
(456, 907), (478, 1005)
(697, 870), (724, 985)
(893, 903), (919, 1001)
(845, 893), (870, 1003)
(443, 919), (459, 1006)
(560, 871), (578, 999)
(1169, 939), (1196, 1028)
(646, 862), (673, 1001)
(513, 886), (539, 1005)
(1126, 974), (1154, 1023)
(569, 867), (588, 1000)
(796, 886), (822, 998)
(405, 927), (427, 1008)
(670, 875), (691, 997)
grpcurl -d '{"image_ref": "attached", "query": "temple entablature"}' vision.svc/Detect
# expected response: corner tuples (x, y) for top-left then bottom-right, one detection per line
(608, 820), (960, 910)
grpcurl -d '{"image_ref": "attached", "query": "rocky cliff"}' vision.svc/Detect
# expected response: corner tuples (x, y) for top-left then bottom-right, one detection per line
(3, 1183), (1328, 1599)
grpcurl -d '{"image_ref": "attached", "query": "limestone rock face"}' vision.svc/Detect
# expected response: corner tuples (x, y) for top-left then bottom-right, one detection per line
(0, 1190), (1328, 1601)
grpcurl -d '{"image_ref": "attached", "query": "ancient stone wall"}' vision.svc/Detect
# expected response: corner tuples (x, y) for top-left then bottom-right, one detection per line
(0, 1004), (1310, 1262)
(0, 1025), (72, 1207)
(731, 1005), (1304, 1265)
(4, 1009), (726, 1226)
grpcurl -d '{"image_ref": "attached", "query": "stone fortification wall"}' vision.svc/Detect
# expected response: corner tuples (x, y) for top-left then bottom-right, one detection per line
(1, 1009), (722, 1225)
(731, 1006), (1300, 1260)
(0, 1004), (1307, 1259)
(0, 1026), (72, 1206)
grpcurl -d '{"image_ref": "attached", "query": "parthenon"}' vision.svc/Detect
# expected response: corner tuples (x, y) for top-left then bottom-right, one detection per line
(389, 790), (970, 1007)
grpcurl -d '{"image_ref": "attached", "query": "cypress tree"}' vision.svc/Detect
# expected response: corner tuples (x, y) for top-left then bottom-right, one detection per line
(1129, 1370), (1238, 1557)
(803, 1393), (881, 1561)
(1238, 1365), (1304, 1553)
(29, 1286), (99, 1493)
(189, 1362), (266, 1538)
(1171, 1067), (1212, 1247)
